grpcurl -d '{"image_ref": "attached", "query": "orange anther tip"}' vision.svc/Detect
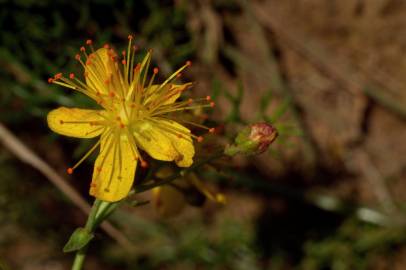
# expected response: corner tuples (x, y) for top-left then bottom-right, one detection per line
(48, 78), (54, 83)
(122, 50), (126, 56)
(67, 168), (73, 175)
(186, 60), (192, 66)
(109, 91), (115, 97)
(128, 34), (133, 40)
(86, 39), (92, 45)
(75, 54), (81, 60)
(206, 95), (211, 101)
(103, 43), (110, 49)
(141, 160), (148, 168)
(197, 136), (204, 143)
(209, 128), (215, 133)
(86, 60), (92, 66)
(69, 73), (75, 79)
(54, 73), (62, 79)
(122, 59), (126, 65)
(210, 102), (215, 107)
(119, 123), (125, 129)
(176, 73), (182, 78)
(80, 46), (85, 52)
(153, 67), (159, 74)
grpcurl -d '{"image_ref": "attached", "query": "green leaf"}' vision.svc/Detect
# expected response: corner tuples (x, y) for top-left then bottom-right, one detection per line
(63, 227), (94, 253)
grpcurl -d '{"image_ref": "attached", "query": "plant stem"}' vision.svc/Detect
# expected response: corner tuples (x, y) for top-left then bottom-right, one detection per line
(135, 150), (225, 193)
(71, 199), (102, 270)
(71, 247), (87, 270)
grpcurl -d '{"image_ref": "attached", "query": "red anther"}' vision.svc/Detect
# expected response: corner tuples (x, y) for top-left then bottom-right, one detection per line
(110, 56), (116, 61)
(80, 46), (86, 52)
(48, 78), (54, 83)
(67, 168), (73, 175)
(104, 79), (110, 85)
(206, 95), (211, 101)
(186, 60), (192, 66)
(119, 123), (125, 129)
(86, 59), (92, 66)
(176, 72), (182, 78)
(109, 91), (115, 97)
(122, 50), (126, 56)
(121, 59), (126, 65)
(153, 67), (159, 74)
(54, 73), (63, 79)
(128, 34), (133, 40)
(69, 73), (75, 79)
(197, 136), (204, 143)
(210, 102), (215, 108)
(141, 160), (148, 168)
(75, 54), (81, 60)
(86, 39), (92, 45)
(103, 43), (110, 49)
(188, 98), (194, 104)
(209, 128), (215, 133)
(135, 63), (141, 71)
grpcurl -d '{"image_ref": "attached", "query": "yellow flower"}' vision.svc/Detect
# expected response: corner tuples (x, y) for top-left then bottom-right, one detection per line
(47, 36), (214, 202)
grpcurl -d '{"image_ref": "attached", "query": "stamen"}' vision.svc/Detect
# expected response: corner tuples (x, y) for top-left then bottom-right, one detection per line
(68, 140), (101, 174)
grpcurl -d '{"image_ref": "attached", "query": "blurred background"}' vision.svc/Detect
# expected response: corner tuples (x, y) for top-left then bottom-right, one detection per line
(1, 0), (406, 269)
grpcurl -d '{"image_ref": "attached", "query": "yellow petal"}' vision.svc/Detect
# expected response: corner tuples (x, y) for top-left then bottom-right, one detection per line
(90, 132), (137, 202)
(152, 185), (185, 217)
(85, 48), (125, 96)
(144, 83), (192, 106)
(47, 107), (105, 138)
(134, 119), (194, 167)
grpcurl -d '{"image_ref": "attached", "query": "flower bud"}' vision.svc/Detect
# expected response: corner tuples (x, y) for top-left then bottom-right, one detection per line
(224, 123), (278, 156)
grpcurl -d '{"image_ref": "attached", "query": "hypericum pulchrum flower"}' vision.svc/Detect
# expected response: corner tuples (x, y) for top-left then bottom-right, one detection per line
(47, 36), (215, 202)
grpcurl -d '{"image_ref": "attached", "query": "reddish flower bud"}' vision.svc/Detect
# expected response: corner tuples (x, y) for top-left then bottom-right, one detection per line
(224, 123), (278, 156)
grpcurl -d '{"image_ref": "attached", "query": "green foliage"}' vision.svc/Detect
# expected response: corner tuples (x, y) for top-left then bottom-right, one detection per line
(300, 219), (406, 270)
(63, 228), (94, 253)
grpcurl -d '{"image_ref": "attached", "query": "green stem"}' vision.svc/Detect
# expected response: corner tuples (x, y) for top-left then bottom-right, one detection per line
(135, 150), (225, 193)
(71, 199), (102, 270)
(71, 247), (87, 270)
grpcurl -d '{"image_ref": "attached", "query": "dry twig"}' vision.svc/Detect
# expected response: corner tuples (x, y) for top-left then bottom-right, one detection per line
(0, 122), (134, 251)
